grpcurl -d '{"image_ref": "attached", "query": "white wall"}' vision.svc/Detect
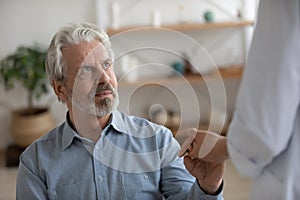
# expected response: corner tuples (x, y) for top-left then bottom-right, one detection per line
(0, 0), (96, 149)
(0, 0), (97, 56)
(0, 0), (257, 149)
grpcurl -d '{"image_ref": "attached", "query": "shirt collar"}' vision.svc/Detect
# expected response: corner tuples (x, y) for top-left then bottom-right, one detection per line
(62, 112), (81, 151)
(62, 110), (126, 150)
(110, 110), (127, 134)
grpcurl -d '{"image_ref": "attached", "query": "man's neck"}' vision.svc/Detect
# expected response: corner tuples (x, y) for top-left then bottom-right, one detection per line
(68, 110), (112, 143)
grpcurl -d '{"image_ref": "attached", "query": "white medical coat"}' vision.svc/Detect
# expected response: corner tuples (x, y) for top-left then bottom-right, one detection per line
(227, 0), (300, 199)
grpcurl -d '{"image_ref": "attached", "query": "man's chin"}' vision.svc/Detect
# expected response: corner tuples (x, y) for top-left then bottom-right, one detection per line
(95, 95), (113, 101)
(94, 108), (113, 118)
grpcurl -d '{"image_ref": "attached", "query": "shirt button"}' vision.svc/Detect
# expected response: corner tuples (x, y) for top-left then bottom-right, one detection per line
(95, 146), (99, 150)
(144, 175), (148, 180)
(99, 175), (104, 182)
(52, 191), (57, 196)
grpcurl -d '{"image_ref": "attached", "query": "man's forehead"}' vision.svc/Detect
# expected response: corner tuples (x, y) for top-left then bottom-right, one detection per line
(84, 44), (110, 60)
(62, 40), (109, 65)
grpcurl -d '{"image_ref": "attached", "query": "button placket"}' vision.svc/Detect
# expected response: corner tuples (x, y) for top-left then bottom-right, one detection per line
(98, 175), (104, 182)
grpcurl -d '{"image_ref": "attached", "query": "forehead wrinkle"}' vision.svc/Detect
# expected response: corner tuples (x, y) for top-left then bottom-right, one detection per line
(84, 47), (111, 69)
(62, 40), (109, 73)
(62, 47), (89, 75)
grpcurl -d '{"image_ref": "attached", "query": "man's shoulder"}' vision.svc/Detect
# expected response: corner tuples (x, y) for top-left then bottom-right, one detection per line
(35, 121), (65, 144)
(117, 111), (173, 139)
(21, 122), (65, 157)
(118, 111), (168, 130)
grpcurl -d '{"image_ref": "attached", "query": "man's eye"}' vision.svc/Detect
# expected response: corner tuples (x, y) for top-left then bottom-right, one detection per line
(82, 66), (93, 73)
(103, 61), (112, 69)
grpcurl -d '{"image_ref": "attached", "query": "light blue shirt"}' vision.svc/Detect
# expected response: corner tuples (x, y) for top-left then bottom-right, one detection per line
(17, 110), (223, 199)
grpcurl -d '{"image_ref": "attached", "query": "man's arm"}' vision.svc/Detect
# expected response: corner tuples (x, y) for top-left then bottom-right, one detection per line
(184, 156), (225, 194)
(160, 154), (224, 200)
(16, 149), (48, 199)
(159, 128), (224, 199)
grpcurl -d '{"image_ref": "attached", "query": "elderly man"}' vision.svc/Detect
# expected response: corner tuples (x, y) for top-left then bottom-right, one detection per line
(16, 22), (224, 199)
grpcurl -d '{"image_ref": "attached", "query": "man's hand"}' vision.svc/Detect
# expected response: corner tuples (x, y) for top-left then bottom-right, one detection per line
(184, 156), (225, 194)
(178, 129), (228, 194)
(179, 129), (229, 163)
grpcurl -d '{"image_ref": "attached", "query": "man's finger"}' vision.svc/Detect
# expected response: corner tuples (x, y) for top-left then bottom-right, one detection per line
(183, 156), (195, 171)
(178, 128), (197, 157)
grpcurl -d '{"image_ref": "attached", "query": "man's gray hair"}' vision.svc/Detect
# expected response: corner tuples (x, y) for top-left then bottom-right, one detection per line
(45, 22), (114, 82)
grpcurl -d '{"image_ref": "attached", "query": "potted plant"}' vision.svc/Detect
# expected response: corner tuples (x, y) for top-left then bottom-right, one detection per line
(0, 45), (56, 147)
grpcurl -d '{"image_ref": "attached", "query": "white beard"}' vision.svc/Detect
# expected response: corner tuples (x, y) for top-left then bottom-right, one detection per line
(67, 84), (119, 117)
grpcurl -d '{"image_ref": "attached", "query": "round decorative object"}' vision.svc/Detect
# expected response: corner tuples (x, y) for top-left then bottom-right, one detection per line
(11, 107), (56, 147)
(204, 11), (214, 23)
(149, 104), (168, 125)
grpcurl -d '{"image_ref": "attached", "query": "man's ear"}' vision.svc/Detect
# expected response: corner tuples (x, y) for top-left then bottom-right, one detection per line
(52, 80), (67, 102)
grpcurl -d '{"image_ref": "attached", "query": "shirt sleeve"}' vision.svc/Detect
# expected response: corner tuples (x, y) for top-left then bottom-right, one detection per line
(16, 145), (48, 199)
(227, 0), (300, 177)
(161, 156), (224, 200)
(159, 128), (223, 200)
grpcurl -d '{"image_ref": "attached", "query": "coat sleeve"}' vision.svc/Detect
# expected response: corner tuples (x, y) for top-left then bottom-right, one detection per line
(227, 0), (300, 177)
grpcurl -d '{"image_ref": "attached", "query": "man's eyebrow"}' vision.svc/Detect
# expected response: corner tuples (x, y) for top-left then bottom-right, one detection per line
(103, 58), (112, 62)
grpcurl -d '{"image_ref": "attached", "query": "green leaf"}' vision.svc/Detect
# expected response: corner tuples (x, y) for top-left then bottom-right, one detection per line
(0, 45), (48, 108)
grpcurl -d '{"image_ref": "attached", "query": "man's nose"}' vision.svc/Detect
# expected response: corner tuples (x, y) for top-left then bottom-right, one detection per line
(95, 67), (110, 83)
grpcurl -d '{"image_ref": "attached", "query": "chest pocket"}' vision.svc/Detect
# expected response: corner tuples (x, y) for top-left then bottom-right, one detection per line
(124, 172), (162, 200)
(47, 182), (80, 200)
(46, 177), (98, 200)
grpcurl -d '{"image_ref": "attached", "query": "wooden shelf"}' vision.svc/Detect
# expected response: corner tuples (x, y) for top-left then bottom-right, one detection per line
(107, 21), (254, 35)
(118, 65), (243, 88)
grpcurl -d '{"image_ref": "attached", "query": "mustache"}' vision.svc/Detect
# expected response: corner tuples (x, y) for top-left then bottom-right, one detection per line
(89, 83), (115, 98)
(96, 83), (114, 93)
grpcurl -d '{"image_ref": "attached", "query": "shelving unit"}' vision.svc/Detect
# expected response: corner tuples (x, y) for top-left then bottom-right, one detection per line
(106, 20), (254, 35)
(118, 65), (243, 136)
(90, 0), (257, 139)
(118, 65), (243, 88)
